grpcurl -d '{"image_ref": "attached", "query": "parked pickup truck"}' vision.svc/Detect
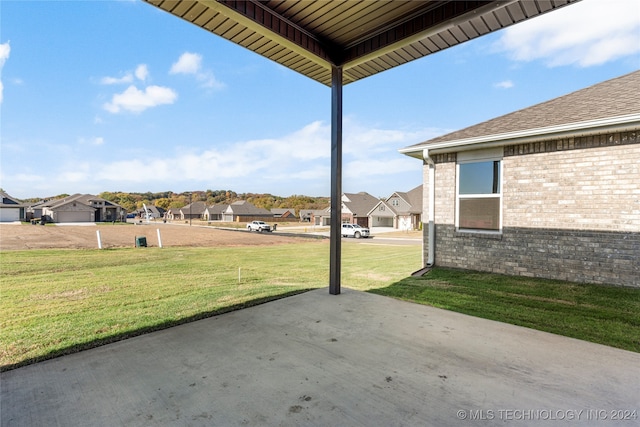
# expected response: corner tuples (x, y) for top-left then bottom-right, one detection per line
(247, 220), (272, 232)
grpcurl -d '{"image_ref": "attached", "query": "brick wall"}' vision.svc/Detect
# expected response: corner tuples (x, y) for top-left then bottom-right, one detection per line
(422, 133), (639, 287)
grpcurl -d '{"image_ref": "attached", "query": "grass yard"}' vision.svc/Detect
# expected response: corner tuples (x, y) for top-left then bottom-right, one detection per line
(3, 241), (639, 371)
(370, 268), (640, 353)
(1, 241), (420, 370)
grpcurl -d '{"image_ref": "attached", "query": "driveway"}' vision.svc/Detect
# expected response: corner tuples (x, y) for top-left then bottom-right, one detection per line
(2, 288), (638, 426)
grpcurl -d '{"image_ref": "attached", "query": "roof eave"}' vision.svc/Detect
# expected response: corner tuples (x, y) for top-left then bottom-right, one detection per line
(400, 113), (640, 159)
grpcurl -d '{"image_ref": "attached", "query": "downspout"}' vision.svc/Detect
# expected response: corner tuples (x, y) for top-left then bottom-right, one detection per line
(423, 149), (435, 267)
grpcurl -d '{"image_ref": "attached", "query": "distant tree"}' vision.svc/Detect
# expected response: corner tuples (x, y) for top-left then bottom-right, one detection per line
(154, 198), (172, 210)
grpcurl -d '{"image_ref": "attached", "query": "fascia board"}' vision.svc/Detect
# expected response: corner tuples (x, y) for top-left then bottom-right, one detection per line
(399, 114), (640, 158)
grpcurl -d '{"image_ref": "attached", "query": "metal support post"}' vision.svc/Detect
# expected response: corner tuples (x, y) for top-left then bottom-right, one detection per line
(329, 65), (343, 295)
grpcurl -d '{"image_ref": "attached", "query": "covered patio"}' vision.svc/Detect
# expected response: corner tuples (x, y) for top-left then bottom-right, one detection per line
(3, 288), (638, 426)
(142, 0), (581, 294)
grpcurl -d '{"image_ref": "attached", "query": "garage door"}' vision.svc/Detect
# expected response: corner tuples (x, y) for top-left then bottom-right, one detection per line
(371, 216), (393, 227)
(0, 208), (20, 222)
(57, 211), (93, 223)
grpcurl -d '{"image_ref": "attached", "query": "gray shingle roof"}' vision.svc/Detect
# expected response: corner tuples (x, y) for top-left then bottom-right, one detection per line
(342, 192), (380, 216)
(226, 201), (272, 216)
(0, 191), (20, 206)
(181, 201), (208, 215)
(408, 70), (640, 148)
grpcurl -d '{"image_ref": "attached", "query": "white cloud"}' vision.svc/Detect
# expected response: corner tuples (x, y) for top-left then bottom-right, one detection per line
(0, 41), (10, 68)
(135, 64), (148, 81)
(170, 52), (202, 75)
(101, 74), (134, 85)
(170, 52), (225, 89)
(0, 41), (10, 104)
(3, 119), (431, 197)
(494, 0), (640, 67)
(103, 85), (177, 113)
(344, 118), (442, 156)
(101, 64), (149, 85)
(494, 80), (514, 89)
(92, 120), (440, 191)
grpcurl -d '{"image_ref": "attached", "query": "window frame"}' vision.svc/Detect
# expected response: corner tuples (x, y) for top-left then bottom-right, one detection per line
(455, 150), (503, 234)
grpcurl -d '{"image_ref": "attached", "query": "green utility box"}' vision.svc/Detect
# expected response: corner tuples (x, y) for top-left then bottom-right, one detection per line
(135, 236), (147, 247)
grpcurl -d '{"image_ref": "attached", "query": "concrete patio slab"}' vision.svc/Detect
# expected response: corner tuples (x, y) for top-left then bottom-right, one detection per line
(2, 288), (639, 426)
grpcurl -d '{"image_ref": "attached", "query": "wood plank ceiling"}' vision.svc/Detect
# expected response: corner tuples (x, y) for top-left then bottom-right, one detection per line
(144, 0), (580, 86)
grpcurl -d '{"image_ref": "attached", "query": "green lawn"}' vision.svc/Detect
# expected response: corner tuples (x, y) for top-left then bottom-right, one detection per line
(0, 242), (419, 370)
(370, 268), (640, 353)
(3, 243), (639, 371)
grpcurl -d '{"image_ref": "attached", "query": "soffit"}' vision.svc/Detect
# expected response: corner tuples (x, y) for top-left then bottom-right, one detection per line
(144, 0), (580, 86)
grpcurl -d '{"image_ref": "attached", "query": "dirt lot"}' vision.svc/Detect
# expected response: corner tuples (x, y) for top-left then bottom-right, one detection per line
(0, 223), (316, 251)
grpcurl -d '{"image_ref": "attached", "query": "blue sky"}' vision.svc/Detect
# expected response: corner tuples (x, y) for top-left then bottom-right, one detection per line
(1, 0), (639, 200)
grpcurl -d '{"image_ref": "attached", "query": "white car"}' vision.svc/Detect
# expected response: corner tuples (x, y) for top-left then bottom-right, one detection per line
(341, 223), (370, 238)
(247, 221), (272, 232)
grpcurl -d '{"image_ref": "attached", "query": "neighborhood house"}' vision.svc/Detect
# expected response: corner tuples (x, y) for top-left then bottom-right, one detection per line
(0, 192), (25, 222)
(29, 194), (124, 223)
(401, 71), (640, 288)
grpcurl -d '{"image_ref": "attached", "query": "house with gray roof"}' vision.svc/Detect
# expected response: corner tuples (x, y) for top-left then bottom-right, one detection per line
(203, 204), (229, 221)
(40, 194), (124, 223)
(223, 201), (273, 222)
(0, 191), (25, 222)
(401, 70), (640, 287)
(166, 208), (182, 221)
(368, 185), (423, 230)
(271, 208), (297, 219)
(300, 209), (330, 226)
(341, 192), (380, 227)
(179, 201), (208, 221)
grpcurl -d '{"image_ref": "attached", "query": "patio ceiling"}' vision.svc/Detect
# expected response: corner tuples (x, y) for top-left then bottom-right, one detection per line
(144, 0), (580, 87)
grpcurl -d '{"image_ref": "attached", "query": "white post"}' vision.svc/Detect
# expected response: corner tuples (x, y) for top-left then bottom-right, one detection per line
(96, 230), (103, 249)
(157, 229), (163, 248)
(238, 267), (241, 284)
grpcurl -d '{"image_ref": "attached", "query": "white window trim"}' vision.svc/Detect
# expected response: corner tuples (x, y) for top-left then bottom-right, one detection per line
(455, 151), (503, 234)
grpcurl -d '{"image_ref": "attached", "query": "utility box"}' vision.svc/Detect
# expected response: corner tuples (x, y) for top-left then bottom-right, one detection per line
(135, 236), (147, 247)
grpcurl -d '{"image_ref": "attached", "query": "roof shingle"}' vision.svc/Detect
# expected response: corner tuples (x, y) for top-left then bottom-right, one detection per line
(409, 70), (640, 148)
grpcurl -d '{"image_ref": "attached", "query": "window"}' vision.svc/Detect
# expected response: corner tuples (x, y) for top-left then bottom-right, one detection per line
(391, 199), (399, 206)
(457, 159), (501, 231)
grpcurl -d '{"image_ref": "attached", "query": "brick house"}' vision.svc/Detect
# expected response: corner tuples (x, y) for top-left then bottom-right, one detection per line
(401, 71), (639, 287)
(341, 192), (379, 227)
(222, 201), (273, 222)
(300, 209), (330, 226)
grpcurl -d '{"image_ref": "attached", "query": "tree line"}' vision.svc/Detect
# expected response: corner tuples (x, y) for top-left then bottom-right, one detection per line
(97, 190), (330, 215)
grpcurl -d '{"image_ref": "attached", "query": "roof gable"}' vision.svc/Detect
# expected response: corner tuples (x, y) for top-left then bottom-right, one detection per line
(206, 204), (229, 215)
(226, 201), (272, 216)
(342, 192), (379, 216)
(181, 201), (208, 214)
(0, 191), (20, 205)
